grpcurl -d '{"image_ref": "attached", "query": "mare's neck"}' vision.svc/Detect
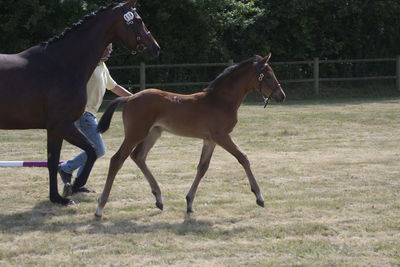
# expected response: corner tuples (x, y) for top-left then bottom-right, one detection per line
(45, 9), (117, 83)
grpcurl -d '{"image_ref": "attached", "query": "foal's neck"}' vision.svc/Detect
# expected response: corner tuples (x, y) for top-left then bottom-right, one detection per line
(208, 68), (254, 111)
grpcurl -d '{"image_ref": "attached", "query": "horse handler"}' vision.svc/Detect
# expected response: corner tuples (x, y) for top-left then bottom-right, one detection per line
(59, 43), (132, 196)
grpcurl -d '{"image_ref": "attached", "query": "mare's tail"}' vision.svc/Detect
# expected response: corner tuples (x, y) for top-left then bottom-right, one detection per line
(97, 97), (129, 133)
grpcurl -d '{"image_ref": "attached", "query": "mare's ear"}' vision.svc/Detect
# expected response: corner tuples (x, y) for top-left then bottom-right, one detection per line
(126, 0), (138, 8)
(258, 53), (272, 66)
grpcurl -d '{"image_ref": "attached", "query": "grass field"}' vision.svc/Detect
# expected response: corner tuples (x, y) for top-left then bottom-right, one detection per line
(0, 98), (399, 266)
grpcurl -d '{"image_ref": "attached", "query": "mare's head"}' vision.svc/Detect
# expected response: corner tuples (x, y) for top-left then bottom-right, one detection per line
(253, 54), (286, 103)
(114, 0), (160, 58)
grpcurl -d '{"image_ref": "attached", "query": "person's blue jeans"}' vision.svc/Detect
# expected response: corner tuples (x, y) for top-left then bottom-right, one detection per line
(60, 112), (105, 180)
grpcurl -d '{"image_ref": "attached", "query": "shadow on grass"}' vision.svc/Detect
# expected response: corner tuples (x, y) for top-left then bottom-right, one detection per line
(0, 201), (249, 238)
(0, 200), (78, 232)
(86, 214), (223, 236)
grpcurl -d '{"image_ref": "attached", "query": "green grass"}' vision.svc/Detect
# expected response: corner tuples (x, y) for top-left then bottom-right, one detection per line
(0, 98), (400, 266)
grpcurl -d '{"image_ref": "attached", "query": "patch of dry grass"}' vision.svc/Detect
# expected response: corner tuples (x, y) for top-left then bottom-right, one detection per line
(0, 98), (399, 266)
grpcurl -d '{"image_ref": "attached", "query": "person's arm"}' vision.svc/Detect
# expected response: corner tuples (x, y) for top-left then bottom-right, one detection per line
(110, 84), (133, 97)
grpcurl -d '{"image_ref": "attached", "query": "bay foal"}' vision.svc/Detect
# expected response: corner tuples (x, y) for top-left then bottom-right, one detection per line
(95, 54), (285, 217)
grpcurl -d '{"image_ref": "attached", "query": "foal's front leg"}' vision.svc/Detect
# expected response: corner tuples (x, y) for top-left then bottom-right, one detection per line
(213, 134), (264, 207)
(95, 138), (137, 218)
(130, 127), (163, 210)
(186, 139), (216, 213)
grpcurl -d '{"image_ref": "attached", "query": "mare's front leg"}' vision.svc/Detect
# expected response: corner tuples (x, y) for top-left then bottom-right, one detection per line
(47, 129), (74, 205)
(130, 127), (163, 210)
(186, 139), (216, 213)
(213, 134), (264, 208)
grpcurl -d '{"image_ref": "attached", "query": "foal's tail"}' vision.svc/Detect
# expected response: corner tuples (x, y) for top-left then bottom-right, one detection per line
(97, 97), (129, 133)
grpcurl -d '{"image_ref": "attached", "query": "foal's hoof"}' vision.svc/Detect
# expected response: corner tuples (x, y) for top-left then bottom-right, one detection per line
(256, 199), (265, 207)
(94, 207), (104, 219)
(156, 201), (163, 210)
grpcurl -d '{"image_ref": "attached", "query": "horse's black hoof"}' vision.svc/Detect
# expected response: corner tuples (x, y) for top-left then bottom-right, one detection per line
(256, 199), (265, 207)
(51, 196), (75, 206)
(156, 201), (163, 210)
(66, 199), (76, 205)
(59, 197), (75, 206)
(186, 207), (194, 214)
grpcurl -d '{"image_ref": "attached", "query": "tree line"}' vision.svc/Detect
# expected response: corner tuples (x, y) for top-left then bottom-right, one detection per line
(1, 0), (399, 61)
(1, 0), (399, 96)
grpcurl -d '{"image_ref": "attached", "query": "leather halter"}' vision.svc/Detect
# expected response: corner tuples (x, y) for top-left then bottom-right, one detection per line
(255, 63), (274, 108)
(122, 7), (152, 55)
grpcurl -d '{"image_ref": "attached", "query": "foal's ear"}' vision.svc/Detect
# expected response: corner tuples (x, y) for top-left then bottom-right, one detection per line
(126, 0), (138, 8)
(259, 53), (272, 66)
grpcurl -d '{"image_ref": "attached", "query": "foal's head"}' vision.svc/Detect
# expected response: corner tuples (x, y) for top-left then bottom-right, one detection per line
(115, 0), (160, 58)
(253, 54), (286, 103)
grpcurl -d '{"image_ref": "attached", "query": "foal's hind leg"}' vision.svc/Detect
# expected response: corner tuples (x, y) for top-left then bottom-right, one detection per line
(95, 138), (137, 218)
(131, 127), (163, 210)
(213, 134), (264, 207)
(186, 139), (216, 213)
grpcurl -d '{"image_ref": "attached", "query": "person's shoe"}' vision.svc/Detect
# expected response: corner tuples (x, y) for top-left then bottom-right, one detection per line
(58, 165), (72, 184)
(62, 183), (73, 197)
(76, 186), (96, 193)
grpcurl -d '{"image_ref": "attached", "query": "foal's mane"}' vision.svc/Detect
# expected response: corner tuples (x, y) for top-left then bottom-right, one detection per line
(204, 55), (262, 92)
(41, 2), (119, 47)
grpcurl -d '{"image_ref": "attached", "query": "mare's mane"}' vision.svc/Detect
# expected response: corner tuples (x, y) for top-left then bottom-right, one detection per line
(204, 55), (262, 92)
(41, 2), (119, 47)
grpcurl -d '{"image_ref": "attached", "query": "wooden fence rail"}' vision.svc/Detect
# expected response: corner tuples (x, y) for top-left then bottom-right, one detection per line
(109, 56), (400, 95)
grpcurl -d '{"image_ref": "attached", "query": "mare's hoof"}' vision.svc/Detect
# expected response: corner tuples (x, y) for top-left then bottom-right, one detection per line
(94, 212), (103, 220)
(256, 199), (265, 207)
(156, 201), (163, 210)
(186, 207), (194, 214)
(51, 196), (75, 206)
(66, 199), (76, 205)
(62, 183), (73, 197)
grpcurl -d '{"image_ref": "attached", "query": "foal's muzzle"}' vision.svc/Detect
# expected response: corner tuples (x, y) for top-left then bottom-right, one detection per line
(273, 91), (286, 103)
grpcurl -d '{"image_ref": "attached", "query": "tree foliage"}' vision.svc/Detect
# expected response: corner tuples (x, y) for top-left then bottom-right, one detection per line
(0, 0), (399, 63)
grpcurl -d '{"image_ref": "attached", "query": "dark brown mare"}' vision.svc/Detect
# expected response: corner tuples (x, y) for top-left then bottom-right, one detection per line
(94, 54), (286, 218)
(0, 0), (160, 205)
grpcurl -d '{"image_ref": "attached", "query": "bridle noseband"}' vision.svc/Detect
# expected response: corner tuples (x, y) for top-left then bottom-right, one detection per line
(255, 63), (280, 108)
(123, 7), (152, 55)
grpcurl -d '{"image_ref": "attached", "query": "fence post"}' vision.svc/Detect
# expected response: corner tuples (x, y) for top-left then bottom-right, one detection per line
(396, 55), (400, 91)
(140, 62), (146, 90)
(228, 59), (234, 66)
(313, 57), (319, 95)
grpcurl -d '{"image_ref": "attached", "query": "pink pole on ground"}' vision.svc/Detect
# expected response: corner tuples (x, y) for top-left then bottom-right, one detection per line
(0, 161), (63, 167)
